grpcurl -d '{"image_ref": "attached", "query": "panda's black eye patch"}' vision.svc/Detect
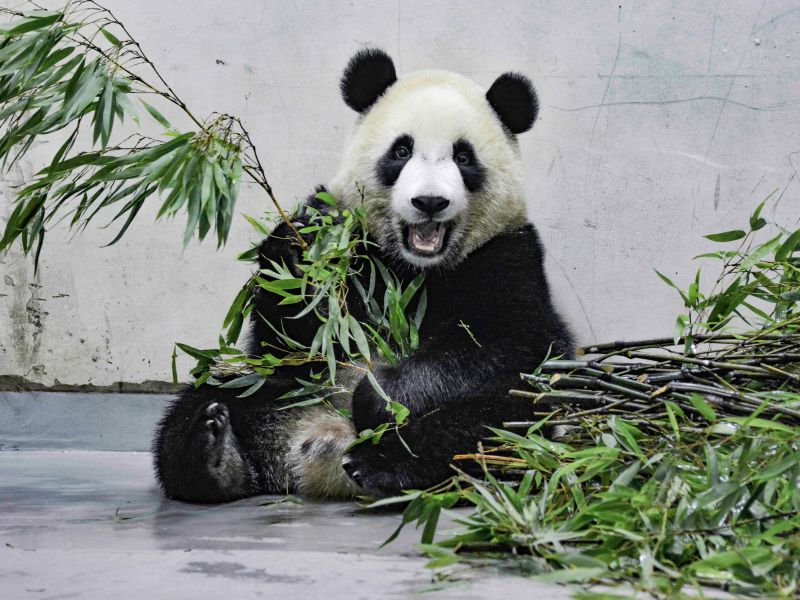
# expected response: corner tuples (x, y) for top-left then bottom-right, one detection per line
(452, 139), (485, 193)
(377, 134), (414, 187)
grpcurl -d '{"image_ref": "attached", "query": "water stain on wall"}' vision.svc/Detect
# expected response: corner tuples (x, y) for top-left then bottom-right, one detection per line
(7, 258), (48, 378)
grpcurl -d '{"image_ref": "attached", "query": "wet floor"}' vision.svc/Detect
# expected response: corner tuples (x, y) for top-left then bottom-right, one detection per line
(0, 450), (571, 599)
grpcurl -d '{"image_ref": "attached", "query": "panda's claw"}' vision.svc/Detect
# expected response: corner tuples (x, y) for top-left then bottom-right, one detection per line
(341, 455), (356, 478)
(341, 455), (368, 487)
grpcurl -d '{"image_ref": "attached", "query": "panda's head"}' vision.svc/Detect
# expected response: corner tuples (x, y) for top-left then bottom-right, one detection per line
(329, 49), (538, 269)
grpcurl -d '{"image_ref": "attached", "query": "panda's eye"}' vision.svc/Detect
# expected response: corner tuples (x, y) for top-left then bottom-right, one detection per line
(455, 151), (472, 166)
(394, 145), (411, 160)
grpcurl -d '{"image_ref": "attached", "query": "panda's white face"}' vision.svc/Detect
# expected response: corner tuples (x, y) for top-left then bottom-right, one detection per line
(377, 85), (488, 267)
(331, 69), (530, 269)
(388, 135), (469, 262)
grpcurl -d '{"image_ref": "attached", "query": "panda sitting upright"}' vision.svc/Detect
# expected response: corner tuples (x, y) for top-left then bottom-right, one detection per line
(153, 49), (573, 502)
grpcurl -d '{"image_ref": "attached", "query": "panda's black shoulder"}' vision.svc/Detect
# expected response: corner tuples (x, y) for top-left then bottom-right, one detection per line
(466, 222), (547, 277)
(491, 222), (544, 254)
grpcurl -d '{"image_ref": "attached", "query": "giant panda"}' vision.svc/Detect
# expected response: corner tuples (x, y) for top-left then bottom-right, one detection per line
(153, 49), (573, 502)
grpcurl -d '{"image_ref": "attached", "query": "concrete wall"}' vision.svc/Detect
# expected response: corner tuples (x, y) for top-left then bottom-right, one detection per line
(1, 0), (799, 388)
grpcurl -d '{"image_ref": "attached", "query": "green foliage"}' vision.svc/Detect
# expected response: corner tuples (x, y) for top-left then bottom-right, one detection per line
(0, 4), (250, 266)
(355, 257), (427, 363)
(664, 198), (799, 353)
(389, 414), (800, 596)
(380, 201), (800, 597)
(174, 192), (426, 434)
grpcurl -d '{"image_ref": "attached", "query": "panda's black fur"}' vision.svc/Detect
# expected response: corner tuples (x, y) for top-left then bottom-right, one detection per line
(153, 49), (573, 502)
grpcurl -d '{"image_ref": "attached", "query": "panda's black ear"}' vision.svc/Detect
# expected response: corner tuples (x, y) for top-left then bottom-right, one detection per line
(486, 72), (539, 135)
(340, 48), (397, 113)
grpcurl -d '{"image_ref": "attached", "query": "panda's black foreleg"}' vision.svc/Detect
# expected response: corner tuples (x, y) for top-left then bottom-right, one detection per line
(342, 375), (532, 496)
(349, 321), (505, 432)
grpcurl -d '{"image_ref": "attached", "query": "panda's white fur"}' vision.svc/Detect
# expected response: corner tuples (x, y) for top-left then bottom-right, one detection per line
(284, 364), (367, 498)
(285, 404), (360, 497)
(330, 70), (528, 269)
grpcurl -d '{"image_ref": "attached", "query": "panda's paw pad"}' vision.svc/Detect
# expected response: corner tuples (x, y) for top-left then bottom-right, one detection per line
(192, 402), (232, 457)
(204, 402), (229, 436)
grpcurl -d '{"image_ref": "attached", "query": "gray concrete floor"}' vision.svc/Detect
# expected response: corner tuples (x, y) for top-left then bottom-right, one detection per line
(0, 450), (573, 599)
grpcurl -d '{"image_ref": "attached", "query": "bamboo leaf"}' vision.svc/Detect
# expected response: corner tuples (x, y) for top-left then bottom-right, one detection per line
(140, 99), (171, 129)
(704, 229), (746, 243)
(99, 27), (121, 46)
(689, 393), (717, 422)
(0, 11), (62, 35)
(776, 229), (800, 261)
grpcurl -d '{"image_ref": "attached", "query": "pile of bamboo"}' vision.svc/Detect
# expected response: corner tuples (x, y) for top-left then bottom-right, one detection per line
(504, 332), (800, 431)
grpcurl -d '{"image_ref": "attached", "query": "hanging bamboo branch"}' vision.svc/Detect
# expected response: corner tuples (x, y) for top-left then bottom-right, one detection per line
(0, 1), (306, 269)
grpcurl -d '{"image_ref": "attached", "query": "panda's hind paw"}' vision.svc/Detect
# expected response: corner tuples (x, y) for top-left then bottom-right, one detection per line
(189, 401), (253, 495)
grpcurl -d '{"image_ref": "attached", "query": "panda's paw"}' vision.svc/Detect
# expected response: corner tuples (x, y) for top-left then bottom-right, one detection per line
(191, 402), (253, 494)
(341, 440), (408, 497)
(259, 221), (310, 276)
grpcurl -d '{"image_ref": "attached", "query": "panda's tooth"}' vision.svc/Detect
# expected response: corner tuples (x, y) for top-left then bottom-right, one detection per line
(434, 223), (445, 252)
(408, 222), (446, 254)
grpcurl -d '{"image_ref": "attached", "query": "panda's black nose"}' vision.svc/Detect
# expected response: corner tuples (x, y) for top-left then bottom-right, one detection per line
(411, 195), (450, 216)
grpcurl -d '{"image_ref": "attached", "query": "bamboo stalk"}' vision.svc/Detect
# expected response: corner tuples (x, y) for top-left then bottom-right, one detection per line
(578, 333), (792, 355)
(626, 351), (777, 376)
(509, 389), (605, 403)
(452, 453), (527, 464)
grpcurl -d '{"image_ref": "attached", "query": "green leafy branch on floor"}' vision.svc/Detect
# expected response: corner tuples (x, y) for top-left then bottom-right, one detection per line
(0, 2), (304, 268)
(378, 201), (800, 598)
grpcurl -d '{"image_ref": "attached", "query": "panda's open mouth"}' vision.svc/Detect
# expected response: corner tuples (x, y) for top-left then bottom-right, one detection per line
(404, 222), (449, 255)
